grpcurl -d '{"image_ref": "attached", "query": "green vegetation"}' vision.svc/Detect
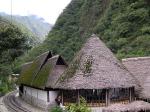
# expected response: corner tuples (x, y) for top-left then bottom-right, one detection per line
(18, 52), (57, 89)
(66, 97), (91, 112)
(50, 106), (64, 112)
(50, 98), (91, 112)
(59, 53), (82, 82)
(94, 0), (150, 59)
(83, 55), (93, 74)
(32, 60), (53, 88)
(0, 16), (32, 94)
(0, 77), (13, 96)
(43, 0), (110, 62)
(18, 61), (38, 86)
(0, 13), (41, 46)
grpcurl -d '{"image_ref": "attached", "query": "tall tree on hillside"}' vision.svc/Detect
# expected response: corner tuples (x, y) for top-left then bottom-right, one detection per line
(0, 21), (31, 76)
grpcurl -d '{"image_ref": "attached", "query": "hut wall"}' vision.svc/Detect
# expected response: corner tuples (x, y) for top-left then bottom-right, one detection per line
(23, 86), (47, 102)
(22, 86), (49, 109)
(49, 91), (58, 104)
(22, 85), (59, 109)
(22, 93), (49, 109)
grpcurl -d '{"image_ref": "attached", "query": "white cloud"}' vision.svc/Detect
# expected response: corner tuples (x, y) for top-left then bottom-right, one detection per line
(0, 0), (71, 24)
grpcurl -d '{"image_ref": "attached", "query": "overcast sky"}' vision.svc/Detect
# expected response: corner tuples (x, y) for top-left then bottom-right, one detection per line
(0, 0), (71, 24)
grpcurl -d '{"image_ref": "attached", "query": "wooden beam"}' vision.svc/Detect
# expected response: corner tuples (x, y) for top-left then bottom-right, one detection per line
(129, 87), (135, 102)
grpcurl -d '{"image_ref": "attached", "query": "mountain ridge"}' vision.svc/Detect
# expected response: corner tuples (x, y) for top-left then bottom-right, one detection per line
(0, 12), (53, 41)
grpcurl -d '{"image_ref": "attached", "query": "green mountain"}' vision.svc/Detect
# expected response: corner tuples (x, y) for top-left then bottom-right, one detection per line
(18, 0), (150, 64)
(0, 13), (53, 41)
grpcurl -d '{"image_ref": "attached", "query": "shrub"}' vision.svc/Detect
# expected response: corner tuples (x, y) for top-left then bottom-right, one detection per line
(66, 97), (91, 112)
(50, 106), (64, 112)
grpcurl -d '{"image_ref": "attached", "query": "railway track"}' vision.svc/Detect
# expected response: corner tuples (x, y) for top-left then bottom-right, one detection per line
(3, 91), (31, 112)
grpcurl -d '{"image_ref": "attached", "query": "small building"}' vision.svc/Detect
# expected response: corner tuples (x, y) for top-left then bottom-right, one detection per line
(17, 51), (67, 109)
(55, 34), (137, 107)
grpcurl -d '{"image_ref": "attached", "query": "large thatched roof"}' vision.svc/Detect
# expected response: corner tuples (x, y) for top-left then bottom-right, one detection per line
(18, 51), (67, 89)
(55, 34), (137, 89)
(122, 57), (150, 99)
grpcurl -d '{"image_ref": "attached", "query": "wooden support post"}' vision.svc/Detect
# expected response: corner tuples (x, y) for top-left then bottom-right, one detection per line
(31, 89), (32, 104)
(37, 90), (38, 99)
(61, 91), (64, 105)
(129, 87), (132, 102)
(47, 91), (49, 102)
(132, 87), (135, 101)
(106, 89), (107, 106)
(106, 89), (110, 106)
(77, 90), (80, 105)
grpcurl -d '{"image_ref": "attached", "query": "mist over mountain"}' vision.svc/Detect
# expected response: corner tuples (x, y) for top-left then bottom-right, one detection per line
(0, 12), (53, 41)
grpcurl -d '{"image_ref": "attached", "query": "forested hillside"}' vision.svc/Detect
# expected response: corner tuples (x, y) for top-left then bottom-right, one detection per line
(17, 0), (150, 67)
(0, 13), (53, 41)
(94, 0), (150, 58)
(0, 16), (32, 95)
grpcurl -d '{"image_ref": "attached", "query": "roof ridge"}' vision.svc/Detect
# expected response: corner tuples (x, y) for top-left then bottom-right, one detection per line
(122, 56), (150, 62)
(22, 61), (33, 66)
(50, 54), (59, 59)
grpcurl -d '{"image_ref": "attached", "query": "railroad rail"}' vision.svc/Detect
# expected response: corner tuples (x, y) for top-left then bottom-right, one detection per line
(3, 91), (31, 112)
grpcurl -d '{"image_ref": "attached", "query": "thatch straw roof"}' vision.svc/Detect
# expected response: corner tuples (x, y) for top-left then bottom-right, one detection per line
(55, 34), (137, 89)
(103, 101), (150, 112)
(122, 57), (150, 99)
(18, 51), (67, 89)
(18, 51), (52, 86)
(142, 76), (150, 100)
(46, 55), (67, 88)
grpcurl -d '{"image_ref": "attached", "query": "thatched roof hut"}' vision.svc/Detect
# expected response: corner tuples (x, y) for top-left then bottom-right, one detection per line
(18, 51), (67, 89)
(55, 34), (137, 89)
(122, 57), (150, 99)
(103, 101), (150, 112)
